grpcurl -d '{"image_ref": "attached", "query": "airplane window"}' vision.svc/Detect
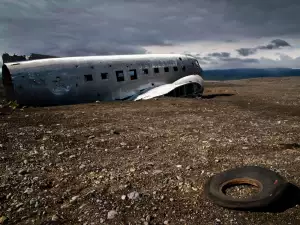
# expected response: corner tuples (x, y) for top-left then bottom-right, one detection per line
(164, 67), (169, 72)
(195, 60), (200, 66)
(116, 70), (125, 82)
(143, 69), (149, 74)
(182, 66), (186, 71)
(129, 69), (137, 80)
(84, 74), (93, 82)
(173, 66), (178, 71)
(101, 73), (108, 79)
(154, 67), (159, 73)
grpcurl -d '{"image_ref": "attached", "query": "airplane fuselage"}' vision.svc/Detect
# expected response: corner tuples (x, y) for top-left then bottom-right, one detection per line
(2, 54), (203, 106)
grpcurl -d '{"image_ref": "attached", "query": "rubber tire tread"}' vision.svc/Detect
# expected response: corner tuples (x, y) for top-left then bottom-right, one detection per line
(204, 166), (288, 210)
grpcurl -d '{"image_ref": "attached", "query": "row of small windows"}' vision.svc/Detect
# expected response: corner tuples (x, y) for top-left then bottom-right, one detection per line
(84, 65), (186, 82)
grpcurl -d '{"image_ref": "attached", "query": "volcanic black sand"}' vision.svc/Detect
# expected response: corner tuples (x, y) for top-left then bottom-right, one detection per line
(0, 77), (300, 225)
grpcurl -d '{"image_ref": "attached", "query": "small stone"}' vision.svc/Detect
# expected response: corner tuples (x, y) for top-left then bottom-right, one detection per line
(70, 195), (80, 203)
(18, 169), (27, 175)
(15, 203), (24, 209)
(215, 218), (221, 223)
(215, 159), (220, 163)
(69, 155), (76, 159)
(24, 188), (33, 194)
(110, 130), (120, 135)
(176, 165), (182, 168)
(120, 142), (127, 146)
(170, 198), (174, 202)
(153, 170), (162, 175)
(164, 220), (169, 224)
(51, 214), (59, 221)
(127, 191), (139, 200)
(121, 195), (126, 200)
(23, 160), (28, 165)
(61, 203), (70, 209)
(29, 199), (36, 205)
(186, 166), (191, 170)
(79, 164), (85, 169)
(176, 176), (183, 181)
(242, 146), (249, 150)
(107, 210), (117, 219)
(88, 135), (95, 139)
(0, 216), (9, 224)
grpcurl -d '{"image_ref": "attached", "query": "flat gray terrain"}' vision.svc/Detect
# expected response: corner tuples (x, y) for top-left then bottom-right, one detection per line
(0, 77), (300, 225)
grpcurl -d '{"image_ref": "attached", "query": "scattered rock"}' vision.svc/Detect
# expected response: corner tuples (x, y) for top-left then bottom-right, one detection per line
(0, 215), (9, 224)
(107, 210), (118, 220)
(24, 188), (33, 194)
(127, 191), (139, 200)
(110, 130), (120, 135)
(51, 214), (59, 221)
(18, 169), (28, 175)
(70, 195), (80, 203)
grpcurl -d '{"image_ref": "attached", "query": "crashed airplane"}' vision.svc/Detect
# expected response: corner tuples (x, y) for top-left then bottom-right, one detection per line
(1, 54), (204, 106)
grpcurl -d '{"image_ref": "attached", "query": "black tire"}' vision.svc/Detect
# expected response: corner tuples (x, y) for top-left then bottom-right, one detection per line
(204, 166), (288, 210)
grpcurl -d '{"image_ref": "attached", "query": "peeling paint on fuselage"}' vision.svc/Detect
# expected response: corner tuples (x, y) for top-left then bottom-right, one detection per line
(2, 54), (203, 106)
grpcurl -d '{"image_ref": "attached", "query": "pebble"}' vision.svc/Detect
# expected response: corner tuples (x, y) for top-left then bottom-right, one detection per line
(0, 216), (9, 224)
(153, 170), (162, 175)
(24, 188), (33, 194)
(51, 214), (59, 221)
(127, 191), (139, 200)
(79, 164), (86, 169)
(70, 195), (80, 203)
(121, 195), (126, 200)
(107, 210), (118, 219)
(18, 169), (27, 175)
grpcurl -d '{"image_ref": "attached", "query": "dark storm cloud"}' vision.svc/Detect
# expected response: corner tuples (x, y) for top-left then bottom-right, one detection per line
(208, 52), (231, 58)
(1, 0), (300, 56)
(0, 0), (300, 69)
(258, 39), (291, 50)
(236, 39), (292, 56)
(236, 48), (258, 57)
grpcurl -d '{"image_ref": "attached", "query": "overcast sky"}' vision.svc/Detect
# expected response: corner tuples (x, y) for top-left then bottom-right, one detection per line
(1, 0), (300, 69)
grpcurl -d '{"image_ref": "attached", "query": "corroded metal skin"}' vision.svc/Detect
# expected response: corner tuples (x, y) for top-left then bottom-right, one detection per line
(1, 54), (204, 106)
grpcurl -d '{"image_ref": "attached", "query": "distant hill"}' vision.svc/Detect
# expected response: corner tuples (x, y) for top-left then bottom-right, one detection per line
(203, 68), (300, 80)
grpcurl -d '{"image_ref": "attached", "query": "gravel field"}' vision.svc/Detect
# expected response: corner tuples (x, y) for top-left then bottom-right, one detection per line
(0, 76), (300, 225)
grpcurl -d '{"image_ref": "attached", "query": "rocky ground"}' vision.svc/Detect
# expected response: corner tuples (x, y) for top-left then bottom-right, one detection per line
(0, 77), (300, 225)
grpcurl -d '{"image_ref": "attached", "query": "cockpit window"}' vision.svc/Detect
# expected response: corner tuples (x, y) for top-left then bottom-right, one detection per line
(195, 60), (200, 66)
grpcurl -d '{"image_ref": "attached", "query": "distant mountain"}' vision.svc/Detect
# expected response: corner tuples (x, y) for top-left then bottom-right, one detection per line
(202, 68), (300, 80)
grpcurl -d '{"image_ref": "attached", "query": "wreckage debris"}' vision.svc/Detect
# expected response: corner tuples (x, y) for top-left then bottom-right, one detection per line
(204, 166), (289, 210)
